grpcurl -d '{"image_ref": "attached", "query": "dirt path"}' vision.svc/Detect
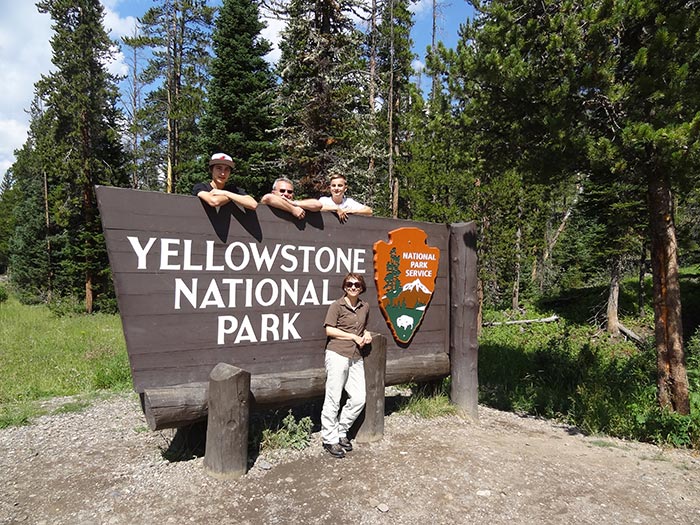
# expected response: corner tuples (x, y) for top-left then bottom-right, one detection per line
(1, 393), (699, 524)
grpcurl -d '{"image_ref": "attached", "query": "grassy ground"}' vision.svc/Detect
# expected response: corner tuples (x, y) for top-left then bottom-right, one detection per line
(2, 271), (699, 448)
(479, 272), (700, 448)
(0, 295), (131, 427)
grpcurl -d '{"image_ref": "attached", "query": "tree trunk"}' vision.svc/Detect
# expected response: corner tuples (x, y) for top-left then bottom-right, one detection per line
(606, 256), (621, 335)
(638, 242), (646, 317)
(647, 171), (689, 414)
(512, 203), (522, 311)
(388, 0), (397, 218)
(43, 169), (53, 302)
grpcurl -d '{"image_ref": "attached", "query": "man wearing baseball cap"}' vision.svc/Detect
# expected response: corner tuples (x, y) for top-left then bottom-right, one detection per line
(192, 153), (257, 210)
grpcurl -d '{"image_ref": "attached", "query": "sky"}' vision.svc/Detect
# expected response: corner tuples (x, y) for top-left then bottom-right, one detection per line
(0, 0), (474, 185)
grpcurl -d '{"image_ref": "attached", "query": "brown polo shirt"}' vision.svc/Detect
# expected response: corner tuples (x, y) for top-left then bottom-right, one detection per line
(324, 296), (370, 359)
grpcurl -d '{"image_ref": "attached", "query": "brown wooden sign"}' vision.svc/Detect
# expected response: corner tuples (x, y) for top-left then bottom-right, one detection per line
(95, 186), (457, 394)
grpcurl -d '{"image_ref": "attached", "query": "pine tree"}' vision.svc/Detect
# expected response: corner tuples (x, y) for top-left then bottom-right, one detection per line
(275, 0), (368, 196)
(443, 0), (700, 412)
(31, 0), (129, 311)
(0, 171), (21, 275)
(375, 0), (416, 218)
(8, 96), (58, 302)
(195, 0), (279, 198)
(134, 0), (215, 194)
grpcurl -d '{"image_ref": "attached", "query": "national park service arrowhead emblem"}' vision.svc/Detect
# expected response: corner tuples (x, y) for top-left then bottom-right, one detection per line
(373, 227), (440, 344)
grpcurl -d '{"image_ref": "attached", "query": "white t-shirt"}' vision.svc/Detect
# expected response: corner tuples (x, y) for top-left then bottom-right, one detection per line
(319, 195), (366, 212)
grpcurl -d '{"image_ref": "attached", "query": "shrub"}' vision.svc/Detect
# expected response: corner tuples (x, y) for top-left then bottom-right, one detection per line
(48, 295), (85, 317)
(0, 284), (8, 303)
(259, 411), (313, 452)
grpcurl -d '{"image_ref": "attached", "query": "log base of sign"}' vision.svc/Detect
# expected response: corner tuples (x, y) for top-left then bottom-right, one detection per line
(449, 222), (479, 420)
(355, 334), (387, 443)
(203, 363), (250, 480)
(143, 350), (449, 431)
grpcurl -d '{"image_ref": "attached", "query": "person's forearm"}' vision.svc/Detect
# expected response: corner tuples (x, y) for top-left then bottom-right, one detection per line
(262, 194), (295, 213)
(298, 199), (322, 212)
(326, 326), (359, 342)
(197, 191), (230, 207)
(228, 192), (258, 210)
(350, 206), (373, 216)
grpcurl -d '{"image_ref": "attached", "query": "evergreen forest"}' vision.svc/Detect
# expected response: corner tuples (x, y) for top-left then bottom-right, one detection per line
(1, 0), (700, 442)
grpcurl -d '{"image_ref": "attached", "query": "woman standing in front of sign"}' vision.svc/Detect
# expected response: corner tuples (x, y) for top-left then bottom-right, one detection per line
(321, 273), (372, 458)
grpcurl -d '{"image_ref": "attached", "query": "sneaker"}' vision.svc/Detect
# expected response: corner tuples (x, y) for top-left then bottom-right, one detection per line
(338, 437), (353, 452)
(323, 443), (346, 458)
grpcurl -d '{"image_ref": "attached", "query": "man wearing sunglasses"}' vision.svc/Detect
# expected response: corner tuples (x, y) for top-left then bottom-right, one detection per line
(260, 177), (322, 220)
(320, 273), (373, 458)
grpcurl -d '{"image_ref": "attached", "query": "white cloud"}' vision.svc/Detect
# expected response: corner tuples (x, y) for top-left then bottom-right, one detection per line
(261, 11), (286, 65)
(410, 0), (432, 18)
(0, 3), (52, 183)
(102, 2), (139, 78)
(0, 1), (137, 184)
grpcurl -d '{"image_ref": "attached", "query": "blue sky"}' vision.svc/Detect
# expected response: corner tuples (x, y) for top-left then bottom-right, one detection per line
(0, 0), (474, 184)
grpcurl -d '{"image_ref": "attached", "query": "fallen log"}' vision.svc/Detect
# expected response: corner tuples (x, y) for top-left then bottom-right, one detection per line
(482, 315), (560, 327)
(143, 352), (450, 430)
(618, 323), (644, 344)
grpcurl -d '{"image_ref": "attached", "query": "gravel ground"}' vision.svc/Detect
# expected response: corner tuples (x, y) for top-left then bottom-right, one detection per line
(1, 392), (700, 525)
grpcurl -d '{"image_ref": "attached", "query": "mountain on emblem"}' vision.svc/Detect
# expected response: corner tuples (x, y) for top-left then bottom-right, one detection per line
(373, 227), (440, 344)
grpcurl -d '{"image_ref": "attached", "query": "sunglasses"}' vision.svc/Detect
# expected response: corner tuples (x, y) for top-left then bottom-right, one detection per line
(344, 281), (362, 289)
(277, 188), (294, 194)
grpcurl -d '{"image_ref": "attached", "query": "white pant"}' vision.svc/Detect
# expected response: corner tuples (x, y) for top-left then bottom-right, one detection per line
(321, 350), (366, 444)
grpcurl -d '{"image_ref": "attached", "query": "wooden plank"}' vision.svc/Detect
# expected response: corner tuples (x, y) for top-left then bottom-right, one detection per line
(142, 351), (450, 429)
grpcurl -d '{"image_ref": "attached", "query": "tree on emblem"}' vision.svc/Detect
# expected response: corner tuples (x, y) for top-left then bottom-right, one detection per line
(384, 247), (402, 304)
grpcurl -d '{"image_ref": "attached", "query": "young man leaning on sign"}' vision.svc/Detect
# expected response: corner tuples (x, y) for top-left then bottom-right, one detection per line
(320, 273), (372, 458)
(319, 174), (372, 223)
(192, 153), (258, 210)
(260, 177), (322, 220)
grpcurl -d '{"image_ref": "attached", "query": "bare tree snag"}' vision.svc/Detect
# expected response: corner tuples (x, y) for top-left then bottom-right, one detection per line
(606, 257), (621, 335)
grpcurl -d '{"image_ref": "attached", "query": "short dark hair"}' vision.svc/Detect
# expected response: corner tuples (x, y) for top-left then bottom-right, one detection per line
(342, 273), (366, 293)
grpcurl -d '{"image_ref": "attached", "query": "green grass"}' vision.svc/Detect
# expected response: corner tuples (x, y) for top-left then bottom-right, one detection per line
(0, 295), (131, 427)
(479, 273), (700, 449)
(396, 380), (459, 419)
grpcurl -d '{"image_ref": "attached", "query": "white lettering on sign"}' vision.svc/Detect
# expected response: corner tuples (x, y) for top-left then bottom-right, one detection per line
(405, 269), (433, 277)
(217, 312), (302, 344)
(128, 235), (367, 347)
(401, 252), (436, 260)
(128, 237), (367, 274)
(173, 277), (334, 310)
(127, 236), (157, 269)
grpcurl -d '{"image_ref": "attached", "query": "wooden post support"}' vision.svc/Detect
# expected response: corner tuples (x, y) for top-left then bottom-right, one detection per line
(355, 333), (387, 443)
(203, 363), (250, 480)
(449, 222), (479, 420)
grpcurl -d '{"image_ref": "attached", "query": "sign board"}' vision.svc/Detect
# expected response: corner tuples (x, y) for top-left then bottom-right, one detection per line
(96, 186), (451, 392)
